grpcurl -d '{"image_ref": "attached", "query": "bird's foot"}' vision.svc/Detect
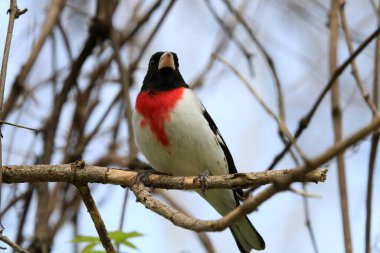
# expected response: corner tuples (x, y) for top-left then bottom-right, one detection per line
(135, 168), (170, 185)
(135, 168), (156, 184)
(196, 170), (210, 194)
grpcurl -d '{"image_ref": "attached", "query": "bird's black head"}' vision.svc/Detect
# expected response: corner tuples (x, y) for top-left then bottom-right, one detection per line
(141, 52), (188, 91)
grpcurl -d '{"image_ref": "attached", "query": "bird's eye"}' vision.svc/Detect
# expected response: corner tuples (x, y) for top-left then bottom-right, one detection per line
(149, 60), (156, 68)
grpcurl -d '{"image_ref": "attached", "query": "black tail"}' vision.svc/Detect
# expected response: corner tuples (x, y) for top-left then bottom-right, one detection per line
(230, 216), (265, 252)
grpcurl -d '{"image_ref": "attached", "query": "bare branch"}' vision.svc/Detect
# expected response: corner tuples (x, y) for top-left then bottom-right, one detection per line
(0, 120), (39, 132)
(3, 0), (65, 118)
(76, 183), (116, 253)
(268, 25), (380, 170)
(1, 2), (378, 252)
(214, 54), (309, 163)
(338, 1), (378, 115)
(221, 0), (285, 122)
(0, 0), (21, 226)
(301, 183), (320, 253)
(131, 181), (279, 233)
(3, 164), (327, 189)
(329, 2), (353, 252)
(365, 4), (380, 253)
(0, 235), (29, 253)
(155, 189), (215, 253)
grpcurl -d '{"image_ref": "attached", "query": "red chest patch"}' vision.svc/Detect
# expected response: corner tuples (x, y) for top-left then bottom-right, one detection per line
(136, 87), (185, 146)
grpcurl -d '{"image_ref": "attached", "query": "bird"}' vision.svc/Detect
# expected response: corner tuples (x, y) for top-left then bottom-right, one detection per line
(132, 51), (265, 252)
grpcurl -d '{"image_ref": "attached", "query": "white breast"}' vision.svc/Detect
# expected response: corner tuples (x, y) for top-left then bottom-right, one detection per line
(132, 89), (228, 177)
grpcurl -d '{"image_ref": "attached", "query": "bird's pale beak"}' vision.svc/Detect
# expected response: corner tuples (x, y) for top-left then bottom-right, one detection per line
(158, 52), (175, 70)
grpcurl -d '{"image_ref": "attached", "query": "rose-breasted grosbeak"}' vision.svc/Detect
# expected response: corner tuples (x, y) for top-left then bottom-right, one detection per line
(132, 52), (265, 252)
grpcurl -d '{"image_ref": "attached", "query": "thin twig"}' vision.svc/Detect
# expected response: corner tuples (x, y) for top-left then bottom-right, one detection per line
(221, 0), (285, 122)
(204, 0), (254, 74)
(4, 0), (65, 118)
(190, 36), (228, 90)
(130, 181), (238, 232)
(329, 2), (353, 252)
(301, 183), (320, 253)
(365, 4), (380, 253)
(289, 187), (321, 199)
(127, 0), (177, 73)
(214, 54), (309, 163)
(213, 55), (277, 122)
(0, 0), (20, 227)
(366, 132), (378, 253)
(207, 1), (304, 167)
(0, 120), (39, 132)
(15, 184), (33, 246)
(30, 2), (68, 251)
(234, 111), (380, 235)
(120, 0), (163, 44)
(268, 25), (380, 170)
(0, 235), (29, 253)
(76, 184), (116, 253)
(0, 188), (32, 218)
(110, 27), (137, 161)
(338, 0), (377, 115)
(0, 0), (19, 107)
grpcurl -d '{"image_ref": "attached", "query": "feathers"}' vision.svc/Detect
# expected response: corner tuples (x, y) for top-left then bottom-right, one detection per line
(201, 105), (244, 201)
(230, 216), (266, 252)
(133, 89), (229, 177)
(133, 52), (265, 252)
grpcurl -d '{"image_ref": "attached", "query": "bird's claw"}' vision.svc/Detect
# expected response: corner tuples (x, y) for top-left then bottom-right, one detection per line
(197, 170), (210, 194)
(135, 168), (155, 184)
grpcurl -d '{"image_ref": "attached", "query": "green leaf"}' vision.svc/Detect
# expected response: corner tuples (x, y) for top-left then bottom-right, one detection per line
(71, 235), (101, 244)
(122, 231), (143, 239)
(121, 240), (137, 249)
(81, 242), (97, 253)
(108, 230), (143, 244)
(71, 230), (143, 253)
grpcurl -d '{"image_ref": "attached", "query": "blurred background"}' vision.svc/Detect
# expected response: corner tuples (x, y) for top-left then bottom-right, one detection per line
(0, 0), (379, 252)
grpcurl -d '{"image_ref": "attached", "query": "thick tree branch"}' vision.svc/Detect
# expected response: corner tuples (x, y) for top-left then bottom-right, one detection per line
(3, 164), (326, 189)
(2, 162), (325, 235)
(2, 71), (379, 239)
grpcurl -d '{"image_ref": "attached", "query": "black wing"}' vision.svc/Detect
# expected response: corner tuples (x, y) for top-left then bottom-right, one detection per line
(202, 105), (244, 203)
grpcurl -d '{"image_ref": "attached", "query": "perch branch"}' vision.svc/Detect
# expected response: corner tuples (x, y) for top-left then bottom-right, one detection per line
(4, 112), (380, 233)
(131, 107), (379, 231)
(3, 165), (326, 189)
